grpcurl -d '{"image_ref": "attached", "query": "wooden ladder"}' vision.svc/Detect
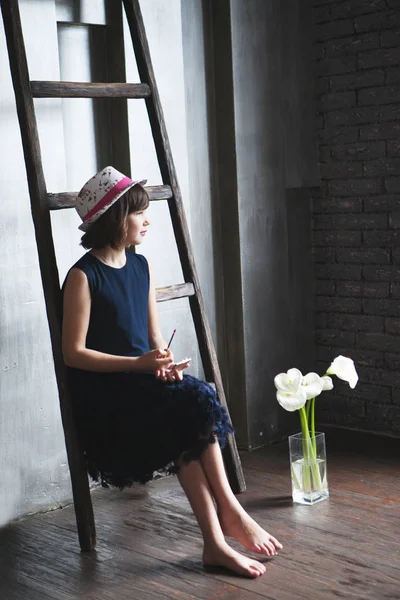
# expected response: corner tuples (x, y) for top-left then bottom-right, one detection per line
(1, 0), (245, 551)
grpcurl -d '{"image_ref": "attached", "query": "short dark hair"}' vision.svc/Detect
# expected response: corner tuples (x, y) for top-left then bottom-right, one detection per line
(80, 184), (149, 250)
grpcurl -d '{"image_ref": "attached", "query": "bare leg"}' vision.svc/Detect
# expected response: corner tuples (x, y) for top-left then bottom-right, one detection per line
(177, 457), (267, 578)
(200, 438), (283, 557)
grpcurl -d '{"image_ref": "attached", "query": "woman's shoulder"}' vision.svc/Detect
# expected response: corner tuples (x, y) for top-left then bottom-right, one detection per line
(126, 252), (149, 287)
(69, 251), (95, 270)
(68, 252), (98, 278)
(62, 252), (96, 291)
(127, 250), (148, 270)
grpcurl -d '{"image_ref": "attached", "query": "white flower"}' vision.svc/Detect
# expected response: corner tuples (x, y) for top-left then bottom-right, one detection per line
(276, 389), (307, 412)
(301, 372), (324, 400)
(326, 355), (358, 389)
(321, 375), (334, 391)
(274, 368), (307, 412)
(274, 368), (303, 394)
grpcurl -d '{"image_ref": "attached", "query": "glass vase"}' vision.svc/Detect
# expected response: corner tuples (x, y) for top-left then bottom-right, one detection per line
(288, 432), (329, 505)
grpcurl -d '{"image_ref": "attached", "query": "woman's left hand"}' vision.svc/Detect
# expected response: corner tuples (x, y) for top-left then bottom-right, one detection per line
(155, 350), (191, 382)
(157, 366), (184, 383)
(155, 365), (184, 383)
(155, 350), (188, 383)
(155, 349), (178, 382)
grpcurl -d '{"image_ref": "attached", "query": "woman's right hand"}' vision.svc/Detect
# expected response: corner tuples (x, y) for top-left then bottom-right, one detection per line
(135, 349), (174, 373)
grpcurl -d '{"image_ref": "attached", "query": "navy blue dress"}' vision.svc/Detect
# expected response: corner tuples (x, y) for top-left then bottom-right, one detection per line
(64, 250), (234, 488)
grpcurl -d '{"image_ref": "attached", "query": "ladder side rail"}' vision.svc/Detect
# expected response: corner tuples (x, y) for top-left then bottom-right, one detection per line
(122, 0), (245, 492)
(1, 0), (96, 551)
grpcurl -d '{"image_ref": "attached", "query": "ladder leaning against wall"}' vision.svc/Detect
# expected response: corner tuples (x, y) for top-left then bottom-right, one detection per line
(0, 0), (245, 551)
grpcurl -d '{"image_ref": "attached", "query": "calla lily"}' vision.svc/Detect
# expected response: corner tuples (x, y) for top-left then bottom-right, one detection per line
(326, 355), (358, 389)
(276, 389), (307, 412)
(274, 368), (303, 394)
(321, 375), (333, 391)
(275, 368), (307, 412)
(301, 372), (324, 400)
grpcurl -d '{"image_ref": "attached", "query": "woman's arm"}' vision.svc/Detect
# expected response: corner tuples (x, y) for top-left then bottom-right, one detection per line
(62, 268), (172, 373)
(147, 261), (187, 382)
(147, 261), (168, 350)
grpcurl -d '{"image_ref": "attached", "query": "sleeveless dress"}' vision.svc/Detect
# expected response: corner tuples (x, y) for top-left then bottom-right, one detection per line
(63, 250), (234, 489)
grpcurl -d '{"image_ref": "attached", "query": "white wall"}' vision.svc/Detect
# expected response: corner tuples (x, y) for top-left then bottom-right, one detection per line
(0, 0), (219, 524)
(0, 0), (71, 526)
(124, 0), (200, 373)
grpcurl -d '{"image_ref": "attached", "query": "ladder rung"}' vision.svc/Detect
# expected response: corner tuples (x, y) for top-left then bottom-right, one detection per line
(47, 185), (172, 210)
(156, 283), (195, 303)
(31, 81), (151, 99)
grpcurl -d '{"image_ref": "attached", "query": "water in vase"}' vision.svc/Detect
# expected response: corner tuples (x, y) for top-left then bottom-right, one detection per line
(291, 457), (329, 505)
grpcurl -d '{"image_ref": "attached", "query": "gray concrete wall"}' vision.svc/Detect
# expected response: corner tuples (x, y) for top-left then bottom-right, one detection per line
(181, 0), (226, 372)
(212, 0), (318, 448)
(232, 0), (291, 447)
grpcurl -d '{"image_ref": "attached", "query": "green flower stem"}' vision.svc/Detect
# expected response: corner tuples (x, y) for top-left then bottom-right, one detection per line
(310, 397), (316, 455)
(309, 371), (330, 457)
(299, 406), (310, 443)
(310, 398), (316, 437)
(299, 407), (312, 493)
(305, 399), (311, 426)
(298, 406), (323, 495)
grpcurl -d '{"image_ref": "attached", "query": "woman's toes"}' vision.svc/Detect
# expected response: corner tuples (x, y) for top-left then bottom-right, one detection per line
(257, 542), (275, 557)
(249, 565), (261, 577)
(270, 535), (283, 550)
(261, 544), (271, 556)
(253, 561), (266, 575)
(249, 567), (261, 578)
(267, 541), (277, 555)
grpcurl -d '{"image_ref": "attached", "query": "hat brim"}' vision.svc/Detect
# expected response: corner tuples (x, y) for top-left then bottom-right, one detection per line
(78, 179), (147, 231)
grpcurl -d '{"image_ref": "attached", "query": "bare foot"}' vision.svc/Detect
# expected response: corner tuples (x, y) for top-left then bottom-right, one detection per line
(218, 508), (283, 557)
(202, 541), (266, 578)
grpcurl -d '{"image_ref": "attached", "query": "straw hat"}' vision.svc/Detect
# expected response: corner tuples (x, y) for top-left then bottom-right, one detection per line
(75, 166), (147, 231)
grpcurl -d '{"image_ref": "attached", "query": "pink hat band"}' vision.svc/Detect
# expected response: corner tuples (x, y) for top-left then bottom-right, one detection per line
(75, 166), (147, 231)
(82, 176), (132, 224)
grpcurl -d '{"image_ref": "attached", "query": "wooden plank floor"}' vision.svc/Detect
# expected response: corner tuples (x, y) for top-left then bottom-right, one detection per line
(1, 427), (399, 600)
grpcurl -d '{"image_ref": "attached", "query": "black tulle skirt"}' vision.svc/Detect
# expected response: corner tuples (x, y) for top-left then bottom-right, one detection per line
(68, 370), (234, 489)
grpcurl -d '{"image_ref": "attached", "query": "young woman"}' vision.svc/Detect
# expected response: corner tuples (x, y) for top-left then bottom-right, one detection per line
(62, 166), (282, 579)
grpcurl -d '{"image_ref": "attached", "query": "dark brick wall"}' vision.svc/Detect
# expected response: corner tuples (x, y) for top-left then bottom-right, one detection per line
(312, 0), (400, 435)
